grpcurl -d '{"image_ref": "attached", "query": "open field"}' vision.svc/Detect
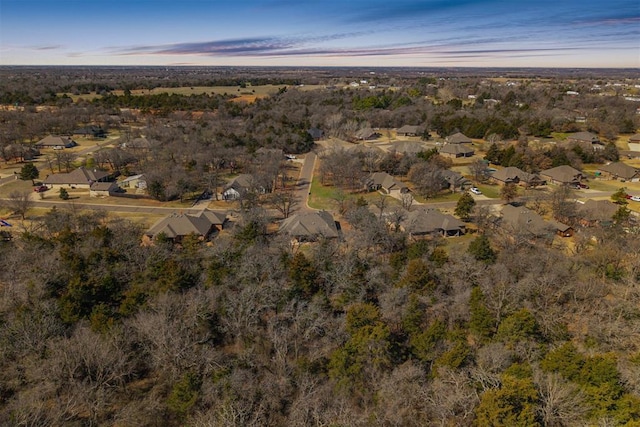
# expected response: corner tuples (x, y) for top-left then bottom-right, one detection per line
(62, 84), (326, 103)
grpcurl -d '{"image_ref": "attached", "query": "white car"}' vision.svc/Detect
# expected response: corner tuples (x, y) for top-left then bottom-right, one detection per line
(630, 196), (640, 202)
(470, 187), (482, 195)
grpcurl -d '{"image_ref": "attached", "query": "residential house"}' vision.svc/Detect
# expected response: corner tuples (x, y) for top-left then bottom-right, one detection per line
(400, 208), (465, 238)
(279, 210), (340, 241)
(222, 174), (265, 200)
(144, 210), (228, 243)
(577, 199), (618, 227)
(396, 125), (425, 137)
(119, 174), (148, 190)
(44, 167), (111, 189)
(89, 181), (120, 197)
(597, 162), (640, 181)
(439, 143), (474, 158)
(363, 172), (409, 194)
(541, 165), (585, 185)
(566, 131), (603, 150)
(73, 126), (107, 138)
(445, 132), (473, 144)
(441, 170), (471, 192)
(355, 127), (379, 141)
(307, 127), (325, 141)
(35, 135), (77, 149)
(491, 167), (546, 187)
(501, 205), (572, 239)
(627, 133), (640, 152)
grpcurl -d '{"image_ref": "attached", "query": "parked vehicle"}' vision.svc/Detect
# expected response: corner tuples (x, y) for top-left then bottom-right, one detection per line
(33, 185), (48, 192)
(630, 196), (640, 202)
(470, 187), (482, 195)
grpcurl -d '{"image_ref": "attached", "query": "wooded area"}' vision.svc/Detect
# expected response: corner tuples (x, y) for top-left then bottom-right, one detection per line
(1, 66), (640, 426)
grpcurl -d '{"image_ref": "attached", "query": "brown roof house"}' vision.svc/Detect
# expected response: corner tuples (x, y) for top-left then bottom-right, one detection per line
(597, 162), (640, 182)
(439, 143), (475, 158)
(541, 165), (585, 185)
(566, 131), (604, 150)
(400, 208), (465, 238)
(279, 210), (340, 241)
(44, 167), (110, 189)
(355, 127), (380, 141)
(628, 134), (640, 152)
(441, 169), (471, 192)
(144, 210), (227, 243)
(222, 174), (266, 200)
(363, 172), (409, 194)
(36, 135), (77, 149)
(490, 167), (546, 187)
(501, 205), (572, 240)
(445, 132), (473, 144)
(397, 125), (426, 137)
(89, 181), (120, 197)
(576, 199), (618, 227)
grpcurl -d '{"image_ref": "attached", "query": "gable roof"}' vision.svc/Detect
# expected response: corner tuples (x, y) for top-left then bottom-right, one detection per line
(541, 165), (584, 183)
(120, 174), (146, 183)
(567, 131), (600, 144)
(501, 205), (555, 236)
(401, 208), (465, 235)
(446, 132), (472, 144)
(492, 167), (544, 185)
(439, 144), (474, 156)
(578, 200), (618, 223)
(145, 210), (226, 239)
(397, 125), (425, 135)
(279, 211), (339, 239)
(597, 162), (639, 180)
(441, 169), (470, 187)
(90, 181), (118, 191)
(44, 167), (110, 185)
(355, 127), (378, 140)
(365, 172), (407, 191)
(37, 135), (76, 148)
(224, 174), (258, 191)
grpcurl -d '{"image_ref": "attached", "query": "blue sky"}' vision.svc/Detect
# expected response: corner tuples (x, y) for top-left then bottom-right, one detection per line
(1, 0), (639, 67)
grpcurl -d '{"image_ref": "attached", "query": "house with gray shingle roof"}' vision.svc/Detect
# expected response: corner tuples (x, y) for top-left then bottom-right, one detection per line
(491, 167), (546, 187)
(279, 210), (340, 241)
(501, 205), (571, 239)
(355, 127), (379, 141)
(541, 165), (585, 185)
(445, 132), (472, 144)
(145, 210), (227, 243)
(400, 208), (465, 238)
(439, 143), (474, 158)
(566, 131), (603, 150)
(363, 172), (409, 194)
(44, 167), (111, 189)
(397, 125), (425, 137)
(35, 135), (77, 149)
(597, 162), (640, 181)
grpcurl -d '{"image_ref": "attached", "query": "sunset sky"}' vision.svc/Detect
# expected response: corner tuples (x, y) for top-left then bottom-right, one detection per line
(1, 0), (639, 68)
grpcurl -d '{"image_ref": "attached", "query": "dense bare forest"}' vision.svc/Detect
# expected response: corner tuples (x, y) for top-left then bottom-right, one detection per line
(1, 67), (640, 426)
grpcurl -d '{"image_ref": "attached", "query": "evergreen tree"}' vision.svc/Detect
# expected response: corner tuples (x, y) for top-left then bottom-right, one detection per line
(19, 162), (39, 184)
(455, 192), (476, 221)
(468, 235), (497, 264)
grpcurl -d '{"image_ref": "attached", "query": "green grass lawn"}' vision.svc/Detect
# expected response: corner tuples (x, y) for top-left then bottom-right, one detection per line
(476, 184), (501, 199)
